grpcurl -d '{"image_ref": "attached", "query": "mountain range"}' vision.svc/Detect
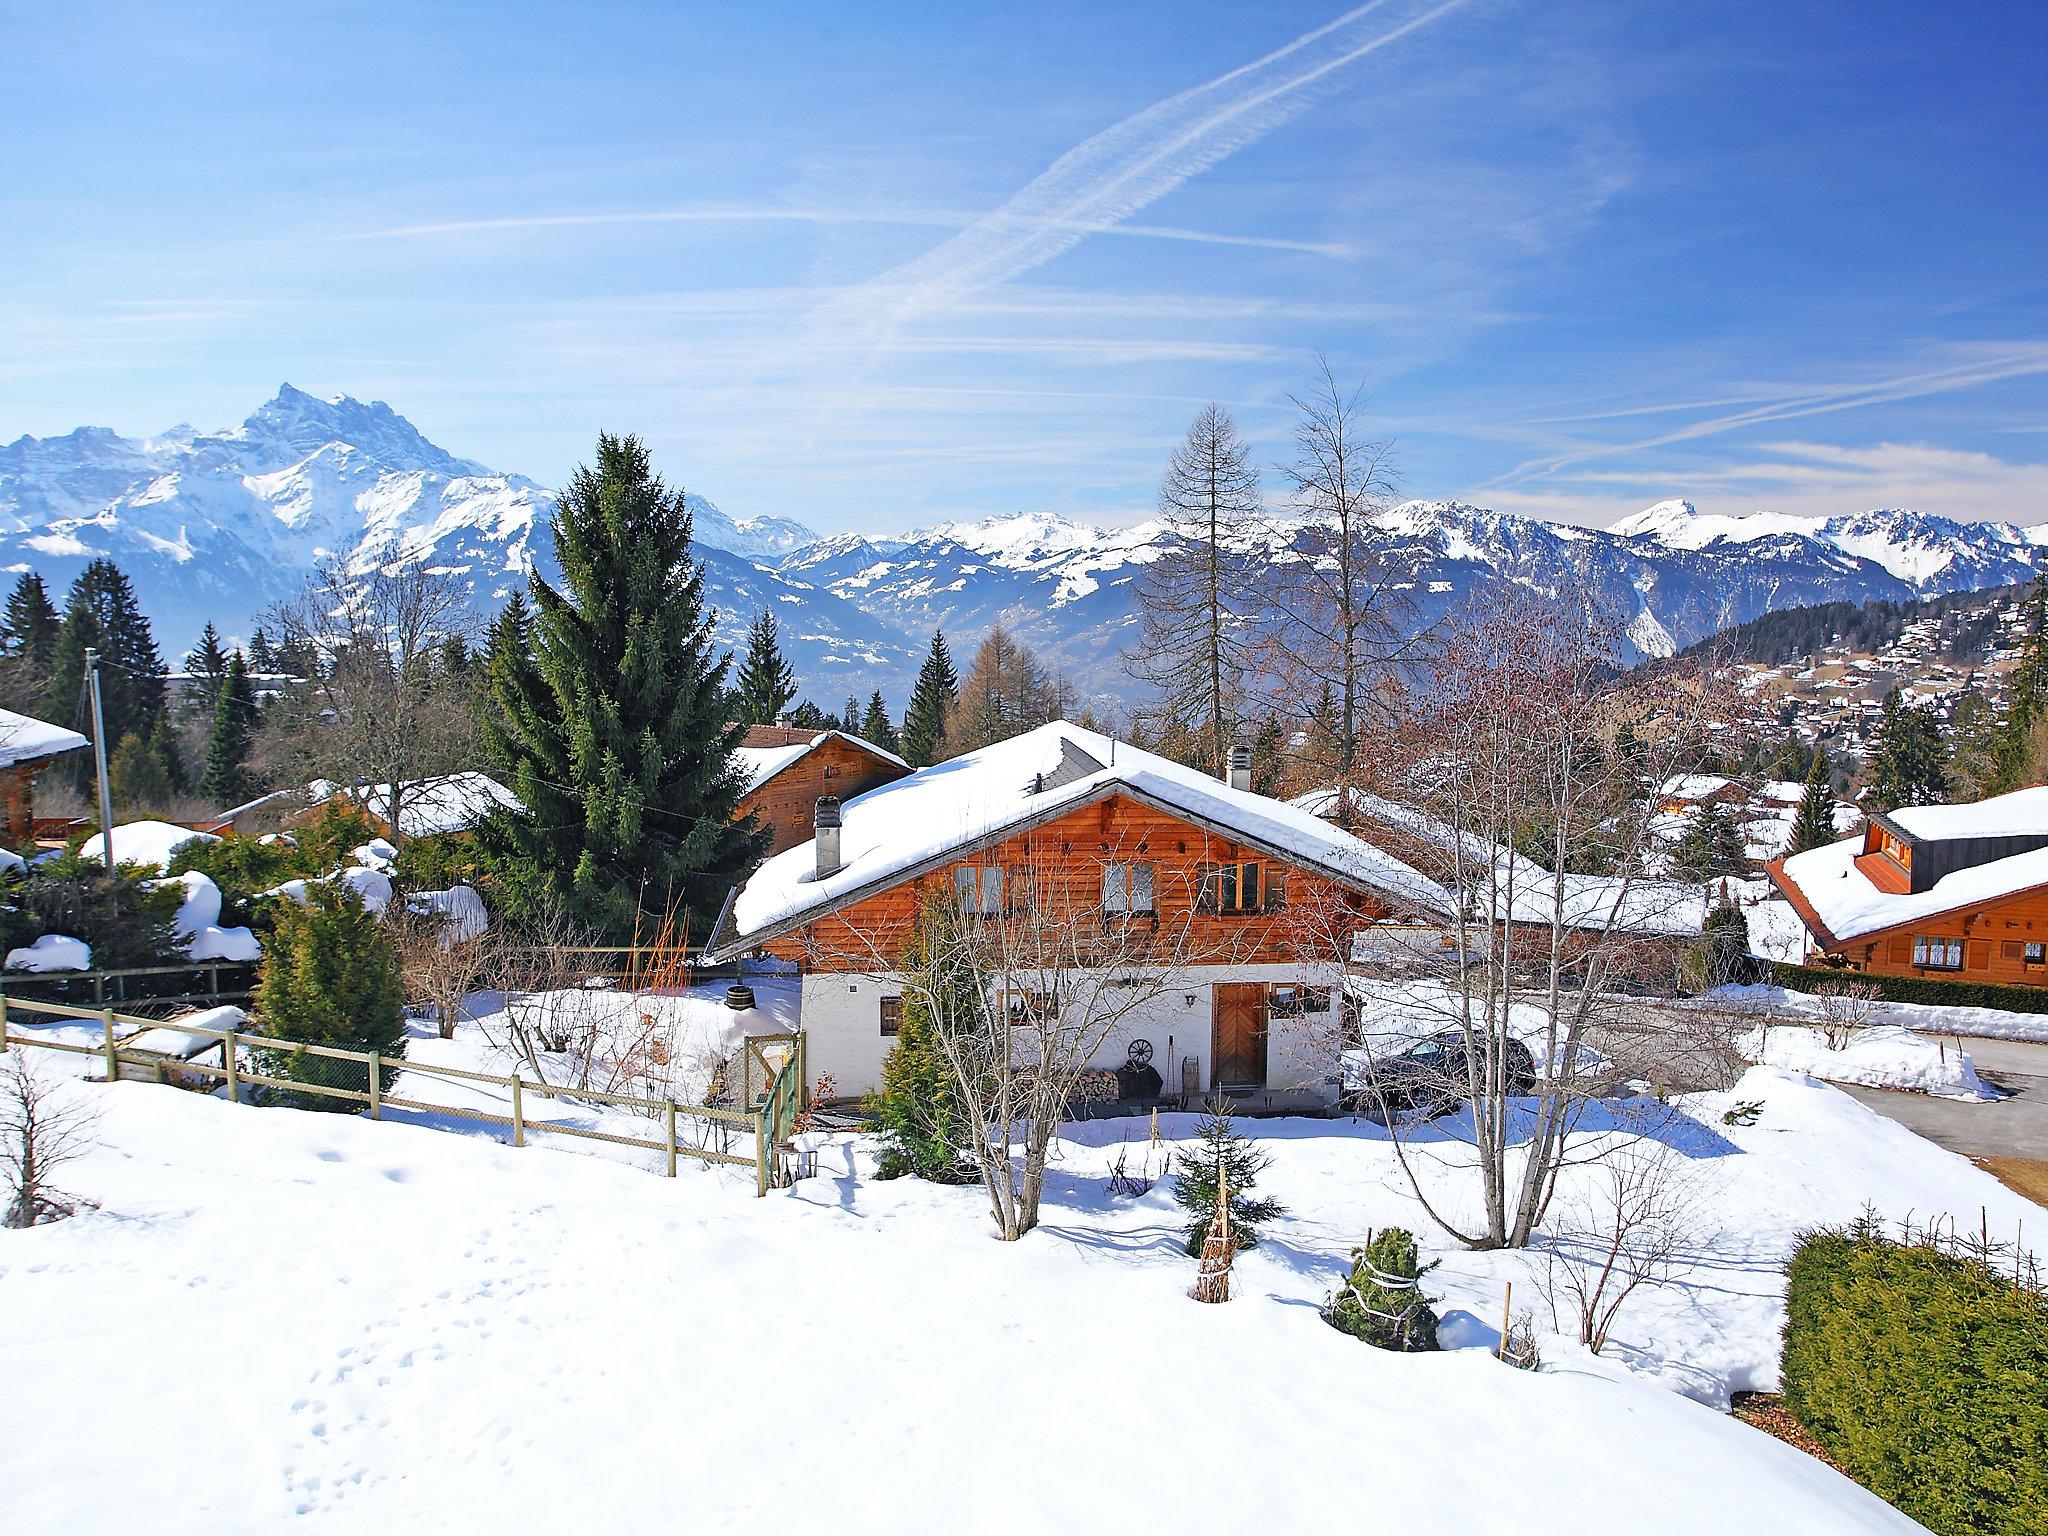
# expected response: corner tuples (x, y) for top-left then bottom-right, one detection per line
(2, 386), (2042, 709)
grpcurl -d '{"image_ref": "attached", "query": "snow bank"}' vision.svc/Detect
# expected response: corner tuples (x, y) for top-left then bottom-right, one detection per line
(1717, 981), (2048, 1045)
(351, 838), (397, 873)
(148, 870), (262, 963)
(4, 932), (90, 971)
(407, 885), (487, 943)
(122, 1004), (247, 1060)
(0, 1068), (1941, 1535)
(78, 819), (218, 872)
(1740, 1022), (1996, 1100)
(263, 866), (393, 915)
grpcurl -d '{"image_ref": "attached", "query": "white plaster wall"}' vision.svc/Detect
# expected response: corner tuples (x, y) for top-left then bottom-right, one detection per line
(802, 962), (1347, 1103)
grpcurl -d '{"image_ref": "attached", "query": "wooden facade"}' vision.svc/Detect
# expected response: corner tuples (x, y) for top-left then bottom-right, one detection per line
(759, 791), (1392, 973)
(1775, 869), (2048, 985)
(738, 733), (909, 856)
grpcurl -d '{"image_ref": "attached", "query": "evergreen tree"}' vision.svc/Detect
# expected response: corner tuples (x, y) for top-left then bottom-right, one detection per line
(1173, 1100), (1285, 1255)
(1946, 692), (2002, 802)
(868, 897), (975, 1181)
(900, 631), (958, 767)
(48, 560), (167, 786)
(148, 715), (187, 796)
(1868, 689), (1949, 812)
(1999, 572), (2048, 787)
(254, 883), (405, 1112)
(183, 623), (230, 690)
(245, 623), (278, 673)
(734, 609), (798, 725)
(1670, 799), (1749, 880)
(1787, 751), (1841, 855)
(439, 633), (473, 677)
(479, 433), (768, 938)
(861, 691), (901, 754)
(107, 731), (173, 811)
(1249, 714), (1286, 796)
(841, 695), (861, 734)
(0, 572), (60, 710)
(787, 699), (832, 730)
(202, 653), (260, 805)
(1323, 1227), (1441, 1351)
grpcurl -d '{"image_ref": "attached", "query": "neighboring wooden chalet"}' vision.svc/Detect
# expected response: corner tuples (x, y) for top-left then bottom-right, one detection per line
(0, 708), (90, 844)
(705, 723), (1453, 1104)
(734, 727), (909, 856)
(1769, 785), (2048, 983)
(1656, 774), (1749, 816)
(295, 772), (523, 841)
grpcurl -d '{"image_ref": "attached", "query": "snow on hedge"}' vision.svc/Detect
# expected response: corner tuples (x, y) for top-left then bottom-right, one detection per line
(4, 932), (90, 971)
(77, 820), (218, 872)
(0, 1065), (1962, 1534)
(263, 866), (393, 915)
(1740, 1022), (1996, 1100)
(151, 870), (262, 963)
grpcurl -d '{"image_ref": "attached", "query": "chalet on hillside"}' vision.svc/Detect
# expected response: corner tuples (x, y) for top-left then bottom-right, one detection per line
(1769, 785), (2048, 983)
(1656, 774), (1749, 816)
(733, 726), (909, 856)
(705, 723), (1453, 1104)
(0, 708), (90, 843)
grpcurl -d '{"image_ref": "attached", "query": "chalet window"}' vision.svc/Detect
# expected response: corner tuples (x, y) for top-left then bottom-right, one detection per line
(955, 864), (1006, 916)
(1912, 935), (1964, 970)
(879, 997), (902, 1037)
(1197, 860), (1285, 915)
(2029, 943), (2046, 967)
(1267, 983), (1331, 1018)
(1102, 862), (1156, 916)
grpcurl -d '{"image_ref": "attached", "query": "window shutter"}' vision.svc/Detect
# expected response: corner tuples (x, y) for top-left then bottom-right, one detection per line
(2003, 939), (2023, 960)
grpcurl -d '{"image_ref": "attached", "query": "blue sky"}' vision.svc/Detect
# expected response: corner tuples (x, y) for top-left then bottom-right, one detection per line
(6, 0), (2046, 533)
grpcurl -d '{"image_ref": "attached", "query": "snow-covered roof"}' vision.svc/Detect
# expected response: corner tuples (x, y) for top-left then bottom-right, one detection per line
(0, 707), (88, 769)
(1774, 831), (2048, 944)
(1878, 784), (2048, 842)
(1658, 774), (1735, 802)
(314, 773), (522, 838)
(79, 820), (219, 872)
(715, 723), (1452, 956)
(733, 730), (907, 796)
(1289, 786), (1706, 938)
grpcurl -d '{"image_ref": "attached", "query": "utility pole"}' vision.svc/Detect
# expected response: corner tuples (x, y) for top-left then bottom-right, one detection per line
(84, 646), (116, 894)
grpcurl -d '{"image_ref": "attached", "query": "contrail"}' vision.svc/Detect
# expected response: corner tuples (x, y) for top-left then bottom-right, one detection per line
(814, 0), (1472, 340)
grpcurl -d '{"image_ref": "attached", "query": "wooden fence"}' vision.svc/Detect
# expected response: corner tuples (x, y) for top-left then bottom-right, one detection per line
(0, 959), (260, 1010)
(0, 994), (806, 1196)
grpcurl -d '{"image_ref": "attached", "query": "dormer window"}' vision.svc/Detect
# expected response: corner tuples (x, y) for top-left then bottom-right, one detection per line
(1878, 829), (1910, 870)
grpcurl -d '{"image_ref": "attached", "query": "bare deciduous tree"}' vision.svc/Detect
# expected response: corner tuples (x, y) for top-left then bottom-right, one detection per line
(1810, 978), (1883, 1051)
(258, 558), (477, 844)
(389, 898), (500, 1040)
(1540, 1120), (1701, 1354)
(1, 1048), (100, 1228)
(1129, 403), (1263, 775)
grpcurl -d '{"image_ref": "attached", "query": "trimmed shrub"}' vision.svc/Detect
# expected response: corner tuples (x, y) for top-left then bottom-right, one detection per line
(1771, 960), (2048, 1016)
(1782, 1221), (2048, 1535)
(1324, 1228), (1441, 1351)
(254, 884), (404, 1112)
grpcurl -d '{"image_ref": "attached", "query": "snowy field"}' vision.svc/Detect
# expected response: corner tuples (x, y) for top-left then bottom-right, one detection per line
(3, 1045), (2035, 1530)
(1741, 1021), (1997, 1100)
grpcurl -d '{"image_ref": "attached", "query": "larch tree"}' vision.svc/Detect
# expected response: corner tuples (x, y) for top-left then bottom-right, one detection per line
(1263, 358), (1417, 828)
(479, 433), (768, 939)
(734, 608), (798, 726)
(1128, 402), (1262, 776)
(900, 630), (958, 766)
(944, 624), (1068, 757)
(861, 691), (900, 754)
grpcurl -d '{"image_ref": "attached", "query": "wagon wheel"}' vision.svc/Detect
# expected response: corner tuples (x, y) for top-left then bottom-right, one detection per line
(1127, 1038), (1154, 1067)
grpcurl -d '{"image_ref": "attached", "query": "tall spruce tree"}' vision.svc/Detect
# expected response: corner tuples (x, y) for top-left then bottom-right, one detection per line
(479, 433), (768, 938)
(245, 623), (278, 672)
(201, 653), (260, 805)
(48, 560), (167, 788)
(0, 572), (60, 711)
(1786, 752), (1841, 855)
(734, 609), (798, 725)
(1670, 799), (1749, 880)
(183, 623), (229, 689)
(861, 691), (901, 754)
(1868, 689), (1949, 812)
(900, 630), (958, 767)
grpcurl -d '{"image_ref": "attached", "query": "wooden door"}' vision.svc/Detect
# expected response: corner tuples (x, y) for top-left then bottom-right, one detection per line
(1211, 983), (1268, 1089)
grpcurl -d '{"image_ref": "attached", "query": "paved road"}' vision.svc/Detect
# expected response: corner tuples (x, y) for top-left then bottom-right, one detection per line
(1837, 1037), (2048, 1164)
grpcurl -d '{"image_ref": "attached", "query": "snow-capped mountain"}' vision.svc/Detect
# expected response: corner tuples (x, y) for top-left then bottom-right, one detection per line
(2, 389), (2039, 710)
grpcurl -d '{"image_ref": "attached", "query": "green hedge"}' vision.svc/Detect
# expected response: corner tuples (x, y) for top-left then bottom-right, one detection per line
(1769, 960), (2048, 1015)
(1783, 1223), (2048, 1536)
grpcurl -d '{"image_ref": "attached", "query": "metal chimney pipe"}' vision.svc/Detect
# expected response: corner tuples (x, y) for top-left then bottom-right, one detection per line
(815, 795), (843, 879)
(1226, 744), (1253, 793)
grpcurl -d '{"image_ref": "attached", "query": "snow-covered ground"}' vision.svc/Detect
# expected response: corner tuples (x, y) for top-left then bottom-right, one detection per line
(0, 1061), (1972, 1534)
(1740, 1022), (1997, 1100)
(1725, 981), (2048, 1045)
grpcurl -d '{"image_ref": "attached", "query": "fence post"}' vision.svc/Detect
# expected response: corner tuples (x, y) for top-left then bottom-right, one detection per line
(368, 1053), (382, 1119)
(101, 1006), (118, 1082)
(511, 1072), (525, 1148)
(665, 1099), (678, 1178)
(0, 990), (7, 1051)
(754, 1107), (768, 1197)
(797, 1031), (809, 1111)
(208, 960), (219, 1000)
(223, 1024), (239, 1102)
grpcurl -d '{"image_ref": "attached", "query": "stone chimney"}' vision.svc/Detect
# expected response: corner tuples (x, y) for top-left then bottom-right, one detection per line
(815, 795), (843, 879)
(1227, 744), (1253, 793)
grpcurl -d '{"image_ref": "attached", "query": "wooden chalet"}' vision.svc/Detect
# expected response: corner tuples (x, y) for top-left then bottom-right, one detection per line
(0, 708), (90, 844)
(705, 723), (1453, 1104)
(1769, 785), (2048, 982)
(733, 726), (910, 856)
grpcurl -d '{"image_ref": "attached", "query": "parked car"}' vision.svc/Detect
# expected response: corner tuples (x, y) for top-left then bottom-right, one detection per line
(1343, 1030), (1537, 1121)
